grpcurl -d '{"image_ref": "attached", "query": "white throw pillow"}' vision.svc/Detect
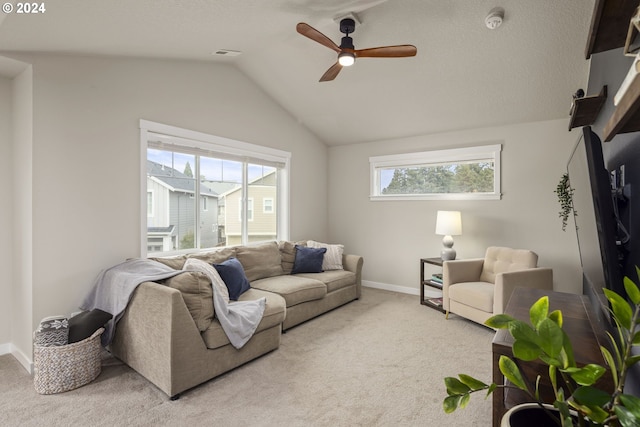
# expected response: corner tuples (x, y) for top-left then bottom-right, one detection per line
(307, 240), (344, 270)
(183, 258), (230, 303)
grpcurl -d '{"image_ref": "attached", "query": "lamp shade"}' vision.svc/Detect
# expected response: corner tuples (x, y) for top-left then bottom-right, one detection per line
(435, 211), (462, 236)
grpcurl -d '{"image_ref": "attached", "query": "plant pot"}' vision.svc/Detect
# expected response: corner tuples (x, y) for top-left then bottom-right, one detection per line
(501, 403), (577, 427)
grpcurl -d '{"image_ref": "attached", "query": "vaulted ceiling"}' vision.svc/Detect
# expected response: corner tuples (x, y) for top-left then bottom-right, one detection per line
(0, 0), (595, 145)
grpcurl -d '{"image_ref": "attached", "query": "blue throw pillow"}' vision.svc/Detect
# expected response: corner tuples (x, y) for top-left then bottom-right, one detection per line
(291, 245), (326, 274)
(214, 257), (250, 300)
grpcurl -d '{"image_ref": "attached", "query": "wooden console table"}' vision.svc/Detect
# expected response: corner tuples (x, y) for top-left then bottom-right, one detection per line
(491, 288), (613, 427)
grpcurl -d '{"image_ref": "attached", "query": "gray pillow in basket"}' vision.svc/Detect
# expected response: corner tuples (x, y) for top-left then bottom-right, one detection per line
(68, 309), (112, 344)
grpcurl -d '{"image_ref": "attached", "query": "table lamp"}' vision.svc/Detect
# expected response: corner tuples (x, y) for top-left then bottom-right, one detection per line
(435, 210), (462, 260)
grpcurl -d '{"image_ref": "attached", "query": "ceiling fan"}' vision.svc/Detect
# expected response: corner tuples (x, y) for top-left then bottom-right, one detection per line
(296, 17), (417, 82)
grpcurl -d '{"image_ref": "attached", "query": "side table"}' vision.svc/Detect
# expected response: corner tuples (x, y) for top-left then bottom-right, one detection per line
(420, 257), (445, 312)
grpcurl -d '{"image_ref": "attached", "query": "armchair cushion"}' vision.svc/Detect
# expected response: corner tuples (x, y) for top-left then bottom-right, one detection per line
(479, 247), (538, 283)
(448, 282), (494, 313)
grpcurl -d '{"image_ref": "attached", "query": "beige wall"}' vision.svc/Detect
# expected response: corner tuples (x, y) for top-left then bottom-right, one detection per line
(1, 53), (328, 365)
(0, 75), (11, 350)
(328, 119), (582, 295)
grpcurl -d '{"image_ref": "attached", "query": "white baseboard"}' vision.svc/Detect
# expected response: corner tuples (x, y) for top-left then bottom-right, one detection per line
(0, 343), (32, 373)
(362, 280), (419, 296)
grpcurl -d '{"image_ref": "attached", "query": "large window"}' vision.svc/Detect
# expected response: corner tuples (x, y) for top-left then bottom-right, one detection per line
(141, 120), (290, 256)
(369, 144), (502, 200)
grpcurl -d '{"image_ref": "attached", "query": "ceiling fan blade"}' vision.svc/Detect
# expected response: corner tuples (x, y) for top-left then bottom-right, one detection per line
(319, 62), (342, 82)
(354, 45), (417, 58)
(296, 23), (341, 53)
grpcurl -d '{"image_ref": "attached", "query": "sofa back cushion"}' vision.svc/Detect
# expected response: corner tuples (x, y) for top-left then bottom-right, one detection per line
(187, 247), (236, 265)
(236, 242), (283, 282)
(164, 271), (214, 331)
(278, 240), (307, 274)
(479, 246), (538, 284)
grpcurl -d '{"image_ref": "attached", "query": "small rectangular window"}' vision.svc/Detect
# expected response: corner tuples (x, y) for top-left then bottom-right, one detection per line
(370, 144), (501, 201)
(263, 198), (274, 213)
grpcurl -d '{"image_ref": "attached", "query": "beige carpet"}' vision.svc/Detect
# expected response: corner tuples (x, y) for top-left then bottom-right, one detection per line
(0, 288), (494, 426)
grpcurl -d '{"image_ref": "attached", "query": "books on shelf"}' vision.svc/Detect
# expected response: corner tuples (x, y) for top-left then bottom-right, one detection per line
(429, 297), (443, 307)
(431, 273), (443, 284)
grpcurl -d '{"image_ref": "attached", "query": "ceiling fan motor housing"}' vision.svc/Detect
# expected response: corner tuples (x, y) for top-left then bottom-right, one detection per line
(340, 18), (356, 35)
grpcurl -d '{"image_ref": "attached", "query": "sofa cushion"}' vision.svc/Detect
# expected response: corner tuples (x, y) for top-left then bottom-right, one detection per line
(201, 288), (286, 350)
(307, 240), (344, 270)
(186, 247), (236, 265)
(214, 257), (251, 300)
(251, 275), (327, 307)
(164, 271), (214, 331)
(236, 242), (283, 282)
(149, 255), (188, 270)
(279, 240), (306, 274)
(448, 282), (494, 313)
(291, 245), (326, 274)
(295, 270), (356, 293)
(183, 258), (230, 303)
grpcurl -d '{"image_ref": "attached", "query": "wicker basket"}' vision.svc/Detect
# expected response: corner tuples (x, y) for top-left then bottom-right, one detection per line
(33, 328), (104, 394)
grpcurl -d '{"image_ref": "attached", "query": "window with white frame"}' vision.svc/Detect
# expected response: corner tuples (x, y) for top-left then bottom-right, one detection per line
(263, 198), (274, 213)
(141, 120), (291, 256)
(369, 144), (502, 201)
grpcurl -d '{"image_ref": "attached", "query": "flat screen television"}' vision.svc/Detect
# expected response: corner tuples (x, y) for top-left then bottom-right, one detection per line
(567, 127), (624, 325)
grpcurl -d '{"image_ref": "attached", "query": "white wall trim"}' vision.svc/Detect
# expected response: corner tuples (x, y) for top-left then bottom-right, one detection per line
(362, 280), (418, 296)
(0, 343), (32, 374)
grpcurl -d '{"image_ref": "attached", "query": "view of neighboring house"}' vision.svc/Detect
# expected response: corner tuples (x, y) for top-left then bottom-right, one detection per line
(222, 170), (277, 246)
(146, 160), (222, 252)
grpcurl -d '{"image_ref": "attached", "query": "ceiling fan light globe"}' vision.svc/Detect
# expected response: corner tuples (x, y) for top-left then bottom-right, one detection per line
(338, 52), (355, 67)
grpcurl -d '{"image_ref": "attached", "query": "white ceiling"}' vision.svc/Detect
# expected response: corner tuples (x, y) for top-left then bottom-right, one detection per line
(0, 0), (595, 146)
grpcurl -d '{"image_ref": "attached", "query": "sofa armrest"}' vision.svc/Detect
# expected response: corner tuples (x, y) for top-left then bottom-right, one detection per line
(493, 268), (553, 315)
(110, 281), (207, 397)
(342, 254), (364, 298)
(442, 258), (484, 311)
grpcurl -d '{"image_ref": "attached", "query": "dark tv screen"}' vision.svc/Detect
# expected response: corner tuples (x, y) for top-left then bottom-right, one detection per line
(567, 127), (623, 322)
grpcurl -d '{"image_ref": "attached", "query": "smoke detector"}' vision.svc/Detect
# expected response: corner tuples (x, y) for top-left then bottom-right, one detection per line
(485, 7), (504, 30)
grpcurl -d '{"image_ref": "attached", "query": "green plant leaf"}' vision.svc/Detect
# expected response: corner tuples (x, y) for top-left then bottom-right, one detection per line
(615, 405), (640, 427)
(458, 393), (471, 409)
(512, 339), (542, 361)
(485, 314), (515, 329)
(624, 275), (640, 305)
(443, 395), (461, 413)
(529, 296), (549, 328)
(486, 383), (497, 397)
(444, 377), (470, 395)
(561, 330), (576, 368)
(600, 345), (619, 388)
(627, 354), (640, 367)
(508, 320), (539, 347)
(499, 356), (527, 391)
(633, 331), (640, 345)
(458, 374), (487, 391)
(604, 288), (633, 330)
(538, 318), (564, 358)
(563, 364), (606, 386)
(619, 393), (640, 416)
(549, 310), (563, 328)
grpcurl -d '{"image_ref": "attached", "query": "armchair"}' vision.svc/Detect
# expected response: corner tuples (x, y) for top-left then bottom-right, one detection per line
(442, 246), (553, 326)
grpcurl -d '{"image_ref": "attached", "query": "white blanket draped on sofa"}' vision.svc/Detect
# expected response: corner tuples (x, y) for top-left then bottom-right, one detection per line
(81, 258), (265, 349)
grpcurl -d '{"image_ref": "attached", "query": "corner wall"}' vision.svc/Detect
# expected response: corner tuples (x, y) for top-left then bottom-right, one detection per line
(0, 75), (12, 353)
(328, 119), (582, 295)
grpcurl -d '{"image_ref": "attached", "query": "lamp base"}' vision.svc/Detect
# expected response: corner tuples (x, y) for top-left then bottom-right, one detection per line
(440, 235), (457, 260)
(441, 248), (457, 261)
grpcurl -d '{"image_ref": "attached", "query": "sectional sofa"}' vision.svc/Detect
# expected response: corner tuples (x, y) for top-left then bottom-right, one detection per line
(110, 240), (363, 399)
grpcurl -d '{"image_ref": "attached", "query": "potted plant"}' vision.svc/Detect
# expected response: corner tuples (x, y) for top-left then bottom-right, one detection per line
(443, 267), (640, 426)
(555, 172), (576, 231)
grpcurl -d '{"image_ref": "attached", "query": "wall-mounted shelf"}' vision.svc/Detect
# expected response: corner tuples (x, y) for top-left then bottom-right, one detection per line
(586, 0), (638, 59)
(568, 86), (607, 130)
(604, 76), (640, 141)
